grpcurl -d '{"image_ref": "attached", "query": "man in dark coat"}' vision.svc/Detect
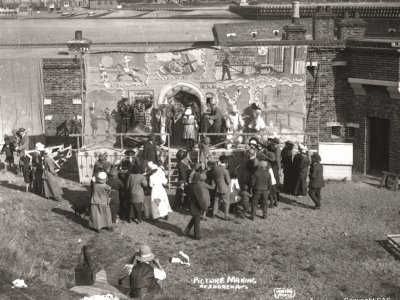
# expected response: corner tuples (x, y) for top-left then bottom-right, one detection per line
(308, 153), (324, 209)
(183, 173), (209, 240)
(251, 160), (272, 220)
(212, 155), (231, 220)
(16, 128), (29, 157)
(281, 140), (295, 195)
(143, 134), (158, 164)
(204, 99), (223, 145)
(293, 144), (310, 197)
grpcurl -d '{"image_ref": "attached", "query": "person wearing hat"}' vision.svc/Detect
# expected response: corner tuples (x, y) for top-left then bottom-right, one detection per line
(143, 134), (158, 165)
(293, 144), (310, 197)
(272, 137), (282, 175)
(204, 98), (223, 145)
(198, 136), (211, 170)
(183, 173), (209, 240)
(250, 160), (272, 220)
(126, 164), (148, 223)
(15, 128), (29, 157)
(42, 148), (63, 201)
(281, 140), (296, 195)
(182, 107), (197, 152)
(127, 245), (165, 298)
(93, 154), (107, 176)
(176, 150), (191, 210)
(89, 171), (113, 233)
(212, 155), (231, 221)
(107, 168), (124, 224)
(149, 162), (171, 220)
(31, 142), (45, 195)
(308, 153), (324, 209)
(117, 97), (132, 133)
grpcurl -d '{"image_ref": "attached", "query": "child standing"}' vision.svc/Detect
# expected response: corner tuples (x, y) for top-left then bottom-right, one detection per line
(182, 107), (197, 152)
(174, 180), (185, 211)
(199, 136), (211, 170)
(237, 184), (251, 219)
(1, 138), (15, 170)
(229, 170), (240, 214)
(308, 153), (324, 210)
(20, 156), (32, 192)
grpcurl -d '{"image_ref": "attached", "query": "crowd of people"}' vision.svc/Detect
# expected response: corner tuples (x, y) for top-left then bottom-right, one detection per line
(88, 133), (324, 241)
(0, 128), (63, 201)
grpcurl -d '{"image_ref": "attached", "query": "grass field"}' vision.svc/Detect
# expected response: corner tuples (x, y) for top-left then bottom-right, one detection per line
(0, 169), (400, 299)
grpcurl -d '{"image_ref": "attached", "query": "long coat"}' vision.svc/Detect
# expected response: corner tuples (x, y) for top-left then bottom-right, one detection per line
(149, 168), (171, 218)
(187, 182), (208, 216)
(281, 147), (295, 194)
(126, 174), (148, 203)
(309, 162), (324, 189)
(212, 165), (231, 195)
(42, 155), (63, 199)
(89, 183), (112, 230)
(143, 141), (158, 164)
(18, 134), (29, 156)
(293, 153), (310, 196)
(31, 151), (43, 196)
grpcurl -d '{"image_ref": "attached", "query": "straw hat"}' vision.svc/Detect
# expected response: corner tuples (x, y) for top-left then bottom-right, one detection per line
(184, 107), (192, 116)
(35, 142), (45, 151)
(96, 172), (107, 184)
(136, 245), (155, 262)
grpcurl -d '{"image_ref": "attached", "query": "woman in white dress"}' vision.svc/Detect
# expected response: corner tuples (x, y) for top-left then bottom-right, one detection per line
(148, 162), (172, 220)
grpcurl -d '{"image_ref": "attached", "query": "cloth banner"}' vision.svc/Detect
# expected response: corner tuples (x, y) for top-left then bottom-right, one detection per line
(0, 58), (44, 139)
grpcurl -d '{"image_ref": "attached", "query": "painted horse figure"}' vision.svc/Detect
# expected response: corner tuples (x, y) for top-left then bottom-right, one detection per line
(115, 63), (142, 82)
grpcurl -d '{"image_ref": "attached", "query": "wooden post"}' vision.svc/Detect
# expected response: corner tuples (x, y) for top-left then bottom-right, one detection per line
(120, 135), (123, 151)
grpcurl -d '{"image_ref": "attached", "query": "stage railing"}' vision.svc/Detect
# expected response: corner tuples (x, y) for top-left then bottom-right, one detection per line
(69, 133), (171, 189)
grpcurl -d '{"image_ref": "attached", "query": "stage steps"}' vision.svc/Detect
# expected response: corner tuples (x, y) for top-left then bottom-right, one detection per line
(167, 148), (198, 189)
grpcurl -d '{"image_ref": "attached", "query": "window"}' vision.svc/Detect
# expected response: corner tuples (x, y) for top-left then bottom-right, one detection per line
(346, 126), (355, 139)
(251, 31), (257, 38)
(331, 126), (342, 138)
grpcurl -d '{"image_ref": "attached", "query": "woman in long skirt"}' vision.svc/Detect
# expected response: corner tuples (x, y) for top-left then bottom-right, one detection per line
(89, 172), (113, 232)
(148, 162), (171, 220)
(31, 143), (44, 196)
(42, 148), (63, 201)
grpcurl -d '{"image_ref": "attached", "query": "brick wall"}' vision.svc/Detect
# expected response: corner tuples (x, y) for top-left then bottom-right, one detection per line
(347, 46), (400, 173)
(42, 58), (84, 141)
(305, 46), (353, 148)
(313, 17), (335, 40)
(349, 48), (400, 82)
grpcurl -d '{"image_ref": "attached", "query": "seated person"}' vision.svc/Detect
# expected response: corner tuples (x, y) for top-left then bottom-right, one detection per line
(119, 245), (165, 295)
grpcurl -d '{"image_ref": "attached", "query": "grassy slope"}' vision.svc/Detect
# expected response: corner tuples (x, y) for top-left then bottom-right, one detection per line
(1, 169), (400, 299)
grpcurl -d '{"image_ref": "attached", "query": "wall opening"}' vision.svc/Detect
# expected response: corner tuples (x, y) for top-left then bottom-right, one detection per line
(367, 117), (390, 175)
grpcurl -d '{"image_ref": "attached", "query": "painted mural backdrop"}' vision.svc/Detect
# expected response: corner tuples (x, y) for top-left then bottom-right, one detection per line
(84, 52), (151, 147)
(155, 49), (206, 80)
(215, 46), (308, 141)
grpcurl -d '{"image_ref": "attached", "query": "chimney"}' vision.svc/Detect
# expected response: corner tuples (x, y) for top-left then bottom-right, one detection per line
(313, 6), (335, 40)
(75, 30), (83, 40)
(338, 11), (366, 40)
(283, 0), (306, 41)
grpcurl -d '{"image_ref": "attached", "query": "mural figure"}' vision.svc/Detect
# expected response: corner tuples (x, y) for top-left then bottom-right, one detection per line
(115, 54), (142, 82)
(89, 106), (100, 136)
(156, 50), (205, 79)
(221, 53), (232, 81)
(98, 63), (110, 88)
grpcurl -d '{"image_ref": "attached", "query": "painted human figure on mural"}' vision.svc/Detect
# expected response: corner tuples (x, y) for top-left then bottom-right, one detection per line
(98, 63), (109, 87)
(123, 54), (132, 72)
(89, 107), (99, 136)
(221, 53), (232, 81)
